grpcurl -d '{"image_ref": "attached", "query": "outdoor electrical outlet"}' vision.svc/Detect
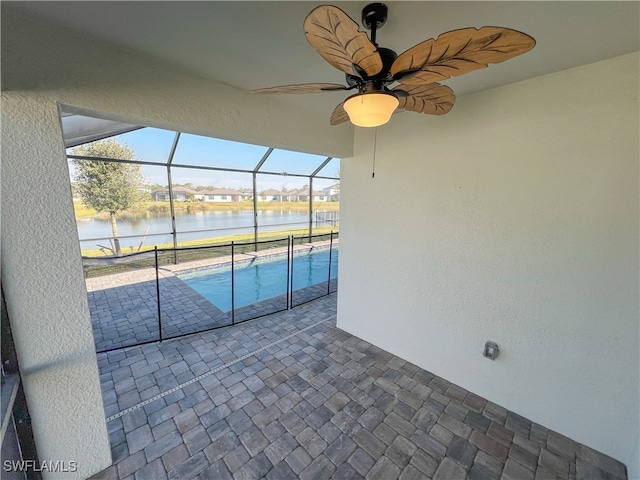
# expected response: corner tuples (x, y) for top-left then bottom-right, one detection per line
(483, 341), (499, 360)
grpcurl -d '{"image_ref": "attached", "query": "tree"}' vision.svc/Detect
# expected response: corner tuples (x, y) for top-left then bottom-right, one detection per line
(71, 138), (145, 256)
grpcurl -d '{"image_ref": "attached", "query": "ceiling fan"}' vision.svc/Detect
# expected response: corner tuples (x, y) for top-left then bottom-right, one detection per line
(250, 3), (535, 127)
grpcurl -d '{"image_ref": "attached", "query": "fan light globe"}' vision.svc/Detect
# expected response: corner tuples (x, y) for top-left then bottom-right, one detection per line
(343, 92), (399, 127)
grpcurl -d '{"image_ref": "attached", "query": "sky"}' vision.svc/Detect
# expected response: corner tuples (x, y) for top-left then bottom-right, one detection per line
(69, 127), (340, 192)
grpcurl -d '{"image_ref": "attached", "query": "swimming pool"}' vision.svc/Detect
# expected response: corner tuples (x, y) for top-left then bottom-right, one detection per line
(178, 248), (338, 312)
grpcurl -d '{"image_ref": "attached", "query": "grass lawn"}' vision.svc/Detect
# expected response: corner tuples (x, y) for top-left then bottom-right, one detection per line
(81, 226), (338, 257)
(81, 226), (338, 277)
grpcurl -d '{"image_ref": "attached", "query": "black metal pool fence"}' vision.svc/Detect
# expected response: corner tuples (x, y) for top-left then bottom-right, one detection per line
(85, 232), (338, 353)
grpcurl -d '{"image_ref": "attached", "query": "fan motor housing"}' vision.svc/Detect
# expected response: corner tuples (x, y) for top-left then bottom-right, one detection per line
(362, 3), (388, 30)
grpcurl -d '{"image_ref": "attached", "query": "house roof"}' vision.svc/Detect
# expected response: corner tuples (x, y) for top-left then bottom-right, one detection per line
(261, 189), (282, 196)
(290, 189), (325, 197)
(200, 188), (240, 195)
(152, 186), (199, 195)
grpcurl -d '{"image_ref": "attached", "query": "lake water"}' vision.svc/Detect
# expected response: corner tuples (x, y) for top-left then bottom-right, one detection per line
(76, 210), (322, 250)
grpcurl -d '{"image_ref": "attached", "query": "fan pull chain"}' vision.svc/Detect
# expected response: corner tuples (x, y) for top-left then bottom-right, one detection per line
(372, 127), (378, 179)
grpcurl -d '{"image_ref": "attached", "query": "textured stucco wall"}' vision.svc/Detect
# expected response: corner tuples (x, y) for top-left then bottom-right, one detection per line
(337, 53), (639, 478)
(0, 7), (351, 479)
(1, 93), (112, 478)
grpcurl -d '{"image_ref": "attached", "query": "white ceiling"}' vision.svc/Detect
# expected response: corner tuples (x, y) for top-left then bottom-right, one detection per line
(8, 1), (640, 118)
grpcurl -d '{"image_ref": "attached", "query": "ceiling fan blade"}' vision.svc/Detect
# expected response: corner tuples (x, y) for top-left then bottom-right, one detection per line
(390, 26), (536, 85)
(393, 83), (456, 115)
(304, 5), (383, 78)
(330, 102), (350, 126)
(249, 83), (348, 95)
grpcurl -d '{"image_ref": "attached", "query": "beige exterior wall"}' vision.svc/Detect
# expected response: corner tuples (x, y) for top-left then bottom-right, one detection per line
(338, 53), (639, 478)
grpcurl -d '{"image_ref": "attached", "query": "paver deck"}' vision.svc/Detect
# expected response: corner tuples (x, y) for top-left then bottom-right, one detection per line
(86, 242), (337, 352)
(90, 294), (627, 480)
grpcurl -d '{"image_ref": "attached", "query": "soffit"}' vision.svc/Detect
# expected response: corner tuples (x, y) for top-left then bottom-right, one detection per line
(10, 1), (639, 120)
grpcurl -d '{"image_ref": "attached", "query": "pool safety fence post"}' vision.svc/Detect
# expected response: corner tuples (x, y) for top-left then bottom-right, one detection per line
(231, 241), (235, 325)
(155, 246), (163, 342)
(327, 231), (334, 295)
(287, 236), (293, 310)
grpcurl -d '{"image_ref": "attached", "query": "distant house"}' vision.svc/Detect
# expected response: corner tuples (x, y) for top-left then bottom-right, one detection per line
(151, 186), (199, 202)
(287, 188), (327, 202)
(254, 188), (329, 202)
(199, 188), (241, 202)
(239, 189), (253, 201)
(258, 189), (284, 202)
(322, 183), (340, 201)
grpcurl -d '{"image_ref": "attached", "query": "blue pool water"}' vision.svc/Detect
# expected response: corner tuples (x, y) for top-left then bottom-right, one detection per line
(179, 248), (338, 312)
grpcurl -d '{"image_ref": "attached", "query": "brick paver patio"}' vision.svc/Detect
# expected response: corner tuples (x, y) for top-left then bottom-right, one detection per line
(90, 294), (627, 480)
(86, 244), (337, 352)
